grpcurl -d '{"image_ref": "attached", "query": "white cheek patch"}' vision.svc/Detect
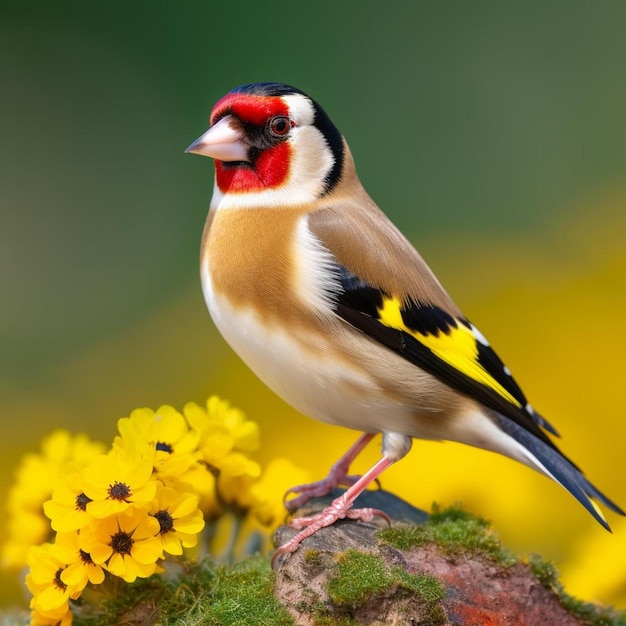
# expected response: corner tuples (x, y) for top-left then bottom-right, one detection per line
(282, 93), (316, 126)
(287, 125), (334, 194)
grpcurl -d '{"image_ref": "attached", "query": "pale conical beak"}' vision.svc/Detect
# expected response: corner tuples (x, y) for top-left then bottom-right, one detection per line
(185, 115), (250, 162)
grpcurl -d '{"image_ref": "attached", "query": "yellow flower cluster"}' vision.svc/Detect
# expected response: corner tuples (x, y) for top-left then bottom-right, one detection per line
(2, 430), (107, 570)
(4, 396), (306, 626)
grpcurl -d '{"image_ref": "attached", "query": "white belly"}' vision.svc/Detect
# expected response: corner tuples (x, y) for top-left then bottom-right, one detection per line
(201, 268), (417, 435)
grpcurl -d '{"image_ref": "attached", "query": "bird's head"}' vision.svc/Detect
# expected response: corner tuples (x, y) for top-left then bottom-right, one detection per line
(186, 83), (345, 207)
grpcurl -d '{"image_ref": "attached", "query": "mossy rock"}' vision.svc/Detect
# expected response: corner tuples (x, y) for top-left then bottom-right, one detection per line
(273, 492), (625, 626)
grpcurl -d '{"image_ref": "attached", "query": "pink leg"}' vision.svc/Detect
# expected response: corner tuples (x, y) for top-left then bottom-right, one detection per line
(272, 454), (394, 566)
(284, 433), (376, 512)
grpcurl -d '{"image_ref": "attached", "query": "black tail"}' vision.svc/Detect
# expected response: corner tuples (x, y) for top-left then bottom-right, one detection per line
(498, 417), (625, 530)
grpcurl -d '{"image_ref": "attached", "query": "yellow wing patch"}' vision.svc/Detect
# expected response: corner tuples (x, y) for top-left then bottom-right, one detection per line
(377, 296), (406, 329)
(377, 296), (521, 408)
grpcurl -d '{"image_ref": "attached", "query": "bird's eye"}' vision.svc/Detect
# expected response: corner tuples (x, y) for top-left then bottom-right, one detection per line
(268, 116), (291, 138)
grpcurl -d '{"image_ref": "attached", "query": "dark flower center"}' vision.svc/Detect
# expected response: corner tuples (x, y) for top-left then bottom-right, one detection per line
(79, 549), (94, 565)
(154, 510), (174, 534)
(110, 531), (134, 555)
(54, 567), (67, 591)
(107, 481), (132, 501)
(75, 492), (93, 511)
(156, 441), (173, 453)
(201, 461), (220, 478)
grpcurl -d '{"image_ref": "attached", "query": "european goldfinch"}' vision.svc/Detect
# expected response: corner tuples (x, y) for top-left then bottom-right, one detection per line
(186, 82), (624, 558)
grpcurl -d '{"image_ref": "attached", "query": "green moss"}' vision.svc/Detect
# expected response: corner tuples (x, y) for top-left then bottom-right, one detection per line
(327, 550), (390, 606)
(393, 568), (444, 605)
(528, 554), (626, 626)
(393, 568), (447, 625)
(528, 553), (560, 588)
(378, 504), (517, 567)
(428, 504), (484, 526)
(72, 556), (294, 626)
(324, 549), (445, 625)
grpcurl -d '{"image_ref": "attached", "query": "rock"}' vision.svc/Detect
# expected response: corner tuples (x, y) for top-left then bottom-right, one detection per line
(272, 490), (598, 626)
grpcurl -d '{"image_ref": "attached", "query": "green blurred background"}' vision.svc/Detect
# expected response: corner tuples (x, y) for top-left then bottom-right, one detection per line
(2, 0), (626, 610)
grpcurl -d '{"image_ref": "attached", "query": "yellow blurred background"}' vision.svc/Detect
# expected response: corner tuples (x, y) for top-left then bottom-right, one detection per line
(2, 0), (626, 611)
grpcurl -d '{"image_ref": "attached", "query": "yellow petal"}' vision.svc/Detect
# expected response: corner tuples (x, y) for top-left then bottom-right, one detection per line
(130, 537), (162, 564)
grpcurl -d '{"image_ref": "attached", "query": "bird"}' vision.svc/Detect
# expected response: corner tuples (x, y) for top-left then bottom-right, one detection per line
(185, 82), (624, 560)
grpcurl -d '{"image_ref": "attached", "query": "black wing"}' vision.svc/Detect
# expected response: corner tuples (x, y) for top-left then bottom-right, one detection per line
(333, 265), (563, 453)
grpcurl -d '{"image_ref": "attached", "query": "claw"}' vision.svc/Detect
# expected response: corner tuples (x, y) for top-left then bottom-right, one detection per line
(272, 454), (395, 567)
(271, 503), (390, 567)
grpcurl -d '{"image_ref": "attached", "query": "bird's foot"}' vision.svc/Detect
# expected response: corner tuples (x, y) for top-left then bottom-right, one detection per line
(284, 469), (361, 512)
(283, 433), (377, 513)
(272, 492), (390, 566)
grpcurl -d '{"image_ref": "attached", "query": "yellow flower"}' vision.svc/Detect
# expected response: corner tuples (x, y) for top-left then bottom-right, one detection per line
(30, 607), (73, 626)
(43, 468), (93, 532)
(2, 430), (105, 569)
(2, 509), (50, 571)
(216, 463), (261, 509)
(184, 397), (261, 508)
(54, 531), (105, 591)
(149, 484), (205, 556)
(81, 452), (157, 518)
(79, 507), (161, 583)
(114, 405), (199, 478)
(164, 466), (220, 518)
(25, 543), (81, 616)
(185, 396), (260, 453)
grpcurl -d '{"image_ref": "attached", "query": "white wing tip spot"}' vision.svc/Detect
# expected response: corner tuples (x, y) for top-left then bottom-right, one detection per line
(470, 324), (490, 346)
